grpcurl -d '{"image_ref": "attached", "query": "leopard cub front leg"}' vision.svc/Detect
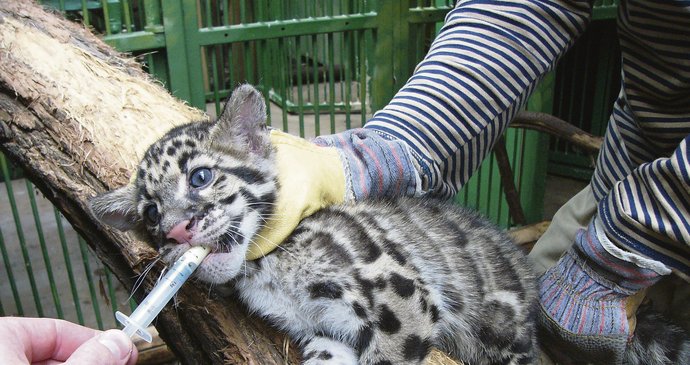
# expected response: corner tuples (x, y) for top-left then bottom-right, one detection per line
(301, 336), (358, 365)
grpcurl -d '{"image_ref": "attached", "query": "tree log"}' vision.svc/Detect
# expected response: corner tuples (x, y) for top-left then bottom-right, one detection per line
(0, 2), (298, 364)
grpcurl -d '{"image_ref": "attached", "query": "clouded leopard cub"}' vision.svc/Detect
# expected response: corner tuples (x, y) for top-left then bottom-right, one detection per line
(90, 85), (539, 365)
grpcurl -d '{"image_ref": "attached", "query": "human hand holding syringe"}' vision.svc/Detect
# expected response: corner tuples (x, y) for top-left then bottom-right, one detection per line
(115, 246), (210, 343)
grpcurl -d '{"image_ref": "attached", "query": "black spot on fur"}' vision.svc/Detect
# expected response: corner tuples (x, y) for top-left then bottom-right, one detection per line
(317, 351), (333, 360)
(403, 335), (430, 362)
(292, 226), (313, 239)
(177, 151), (196, 172)
(185, 140), (196, 148)
(137, 169), (146, 180)
(389, 273), (415, 298)
(309, 281), (343, 300)
(377, 305), (401, 334)
(382, 239), (407, 265)
(442, 217), (468, 247)
(509, 337), (532, 357)
(261, 191), (276, 203)
(162, 160), (170, 173)
(166, 146), (176, 156)
(172, 140), (182, 148)
(357, 212), (386, 235)
(151, 152), (160, 165)
(219, 193), (238, 205)
(224, 166), (266, 184)
(353, 301), (367, 319)
(363, 240), (382, 263)
(317, 209), (380, 264)
(374, 276), (387, 290)
(312, 232), (354, 265)
(477, 301), (515, 347)
(302, 350), (317, 361)
(355, 325), (374, 353)
(250, 191), (276, 216)
(430, 305), (440, 323)
(355, 272), (376, 307)
(373, 361), (393, 365)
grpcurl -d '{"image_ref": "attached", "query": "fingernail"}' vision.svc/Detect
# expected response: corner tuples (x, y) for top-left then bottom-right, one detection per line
(98, 329), (133, 360)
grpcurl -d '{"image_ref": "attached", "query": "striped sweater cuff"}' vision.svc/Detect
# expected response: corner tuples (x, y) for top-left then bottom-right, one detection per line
(573, 217), (669, 293)
(313, 129), (422, 200)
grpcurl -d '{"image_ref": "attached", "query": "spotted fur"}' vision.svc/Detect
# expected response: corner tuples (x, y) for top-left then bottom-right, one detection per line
(90, 85), (539, 365)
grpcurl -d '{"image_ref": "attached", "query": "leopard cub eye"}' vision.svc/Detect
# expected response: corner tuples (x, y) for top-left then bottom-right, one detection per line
(189, 167), (213, 188)
(144, 204), (160, 225)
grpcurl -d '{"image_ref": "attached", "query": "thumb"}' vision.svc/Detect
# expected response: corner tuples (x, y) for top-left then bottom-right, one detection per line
(66, 329), (136, 365)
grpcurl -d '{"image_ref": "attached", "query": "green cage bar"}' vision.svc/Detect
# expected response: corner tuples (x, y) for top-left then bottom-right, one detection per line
(54, 208), (85, 325)
(0, 224), (22, 315)
(1, 156), (44, 317)
(78, 237), (104, 329)
(27, 183), (64, 319)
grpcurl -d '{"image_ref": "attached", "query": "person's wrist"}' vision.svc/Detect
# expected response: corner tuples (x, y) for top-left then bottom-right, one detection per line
(578, 217), (670, 291)
(313, 129), (421, 200)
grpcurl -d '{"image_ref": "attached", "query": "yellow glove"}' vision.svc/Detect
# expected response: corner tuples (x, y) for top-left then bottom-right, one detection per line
(245, 130), (346, 259)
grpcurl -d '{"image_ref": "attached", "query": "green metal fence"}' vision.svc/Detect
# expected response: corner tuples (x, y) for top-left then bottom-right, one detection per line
(549, 1), (620, 180)
(1, 0), (620, 334)
(0, 154), (135, 328)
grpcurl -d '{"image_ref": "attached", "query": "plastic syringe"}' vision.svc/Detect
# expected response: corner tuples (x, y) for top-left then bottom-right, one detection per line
(115, 246), (210, 343)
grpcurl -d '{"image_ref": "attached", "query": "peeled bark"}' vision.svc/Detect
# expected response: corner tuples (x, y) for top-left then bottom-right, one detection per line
(0, 2), (297, 364)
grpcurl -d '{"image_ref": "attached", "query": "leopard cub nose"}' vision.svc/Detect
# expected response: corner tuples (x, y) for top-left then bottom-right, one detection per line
(166, 219), (193, 244)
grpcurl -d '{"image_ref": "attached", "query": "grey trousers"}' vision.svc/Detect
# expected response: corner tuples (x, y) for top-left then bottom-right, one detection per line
(529, 185), (596, 276)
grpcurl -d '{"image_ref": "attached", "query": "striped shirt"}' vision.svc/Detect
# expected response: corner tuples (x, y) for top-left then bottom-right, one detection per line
(363, 0), (690, 279)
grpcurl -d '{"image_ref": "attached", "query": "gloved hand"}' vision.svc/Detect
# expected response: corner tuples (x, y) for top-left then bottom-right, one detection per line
(537, 216), (670, 364)
(245, 128), (421, 259)
(245, 129), (346, 259)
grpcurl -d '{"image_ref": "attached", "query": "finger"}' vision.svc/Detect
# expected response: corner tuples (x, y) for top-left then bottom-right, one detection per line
(0, 317), (99, 363)
(65, 329), (137, 365)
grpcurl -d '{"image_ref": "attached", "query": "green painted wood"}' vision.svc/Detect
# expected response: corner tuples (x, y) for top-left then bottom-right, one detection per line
(104, 31), (165, 51)
(195, 15), (378, 45)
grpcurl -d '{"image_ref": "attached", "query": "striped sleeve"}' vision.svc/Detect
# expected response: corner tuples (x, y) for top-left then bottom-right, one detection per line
(592, 0), (690, 280)
(364, 0), (592, 199)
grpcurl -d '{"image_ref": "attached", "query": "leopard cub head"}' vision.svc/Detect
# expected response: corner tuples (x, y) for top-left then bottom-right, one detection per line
(90, 84), (277, 284)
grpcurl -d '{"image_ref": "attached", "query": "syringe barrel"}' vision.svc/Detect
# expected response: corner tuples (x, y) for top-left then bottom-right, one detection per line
(126, 246), (209, 328)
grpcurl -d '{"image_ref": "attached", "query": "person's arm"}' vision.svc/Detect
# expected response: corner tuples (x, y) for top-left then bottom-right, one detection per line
(250, 0), (592, 257)
(323, 0), (592, 199)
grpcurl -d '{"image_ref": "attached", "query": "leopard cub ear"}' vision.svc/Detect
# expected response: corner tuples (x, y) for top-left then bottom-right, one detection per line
(210, 84), (270, 157)
(89, 185), (139, 231)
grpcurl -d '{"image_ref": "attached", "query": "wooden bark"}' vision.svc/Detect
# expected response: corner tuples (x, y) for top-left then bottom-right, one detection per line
(0, 2), (298, 364)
